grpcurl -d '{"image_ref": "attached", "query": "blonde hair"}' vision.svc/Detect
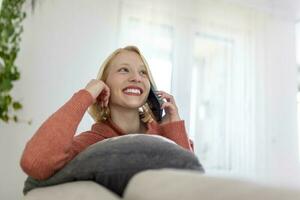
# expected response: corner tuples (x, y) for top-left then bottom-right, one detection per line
(87, 46), (158, 123)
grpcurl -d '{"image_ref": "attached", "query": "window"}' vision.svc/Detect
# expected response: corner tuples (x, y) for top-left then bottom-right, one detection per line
(191, 32), (234, 171)
(119, 0), (265, 177)
(119, 13), (174, 93)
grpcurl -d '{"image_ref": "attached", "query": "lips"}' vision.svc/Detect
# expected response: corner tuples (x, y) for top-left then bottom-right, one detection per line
(122, 86), (143, 95)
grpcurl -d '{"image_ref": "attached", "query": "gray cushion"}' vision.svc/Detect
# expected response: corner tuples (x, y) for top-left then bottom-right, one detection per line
(23, 134), (204, 196)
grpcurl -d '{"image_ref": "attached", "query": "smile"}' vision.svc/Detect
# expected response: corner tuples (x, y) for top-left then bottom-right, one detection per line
(122, 86), (143, 96)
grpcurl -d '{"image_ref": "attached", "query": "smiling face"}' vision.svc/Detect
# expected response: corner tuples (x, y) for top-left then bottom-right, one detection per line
(104, 50), (151, 110)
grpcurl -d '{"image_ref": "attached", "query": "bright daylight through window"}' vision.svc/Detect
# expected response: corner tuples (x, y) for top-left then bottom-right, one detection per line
(296, 22), (300, 161)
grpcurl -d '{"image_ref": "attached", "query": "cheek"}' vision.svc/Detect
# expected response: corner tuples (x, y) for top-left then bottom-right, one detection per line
(105, 77), (119, 91)
(108, 90), (121, 104)
(144, 81), (151, 94)
(110, 88), (122, 99)
(143, 86), (151, 99)
(144, 85), (150, 95)
(143, 77), (150, 87)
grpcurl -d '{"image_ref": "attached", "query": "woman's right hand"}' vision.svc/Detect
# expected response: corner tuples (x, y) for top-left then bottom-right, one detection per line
(84, 79), (110, 107)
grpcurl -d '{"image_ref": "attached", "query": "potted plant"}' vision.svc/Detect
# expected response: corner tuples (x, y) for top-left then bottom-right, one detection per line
(0, 0), (28, 123)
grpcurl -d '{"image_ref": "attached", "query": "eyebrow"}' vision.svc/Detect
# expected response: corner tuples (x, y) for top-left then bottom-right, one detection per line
(119, 63), (147, 70)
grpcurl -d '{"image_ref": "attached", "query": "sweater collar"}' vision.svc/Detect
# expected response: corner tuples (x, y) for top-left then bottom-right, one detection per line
(91, 118), (159, 138)
(91, 118), (126, 138)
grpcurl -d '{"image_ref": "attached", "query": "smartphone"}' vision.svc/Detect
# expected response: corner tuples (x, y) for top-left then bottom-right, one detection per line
(147, 84), (164, 122)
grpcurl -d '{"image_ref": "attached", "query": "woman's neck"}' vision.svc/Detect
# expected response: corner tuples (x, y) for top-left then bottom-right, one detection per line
(109, 105), (146, 134)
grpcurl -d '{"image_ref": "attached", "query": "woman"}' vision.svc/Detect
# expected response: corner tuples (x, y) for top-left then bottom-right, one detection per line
(20, 46), (194, 180)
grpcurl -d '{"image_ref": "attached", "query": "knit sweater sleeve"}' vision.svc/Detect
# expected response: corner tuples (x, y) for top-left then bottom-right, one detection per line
(20, 89), (98, 180)
(159, 120), (194, 152)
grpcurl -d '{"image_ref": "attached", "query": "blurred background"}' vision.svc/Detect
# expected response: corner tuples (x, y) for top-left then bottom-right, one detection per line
(1, 0), (300, 199)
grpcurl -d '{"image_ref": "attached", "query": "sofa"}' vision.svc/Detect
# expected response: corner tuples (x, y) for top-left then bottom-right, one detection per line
(23, 168), (300, 200)
(21, 135), (300, 199)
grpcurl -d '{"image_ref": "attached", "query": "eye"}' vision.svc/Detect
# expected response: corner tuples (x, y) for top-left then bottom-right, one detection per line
(140, 70), (148, 76)
(118, 67), (129, 73)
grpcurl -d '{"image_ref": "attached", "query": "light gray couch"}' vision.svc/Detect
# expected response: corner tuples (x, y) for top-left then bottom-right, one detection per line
(23, 168), (300, 200)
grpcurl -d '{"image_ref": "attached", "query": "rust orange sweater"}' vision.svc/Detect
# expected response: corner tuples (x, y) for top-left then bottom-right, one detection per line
(20, 89), (194, 180)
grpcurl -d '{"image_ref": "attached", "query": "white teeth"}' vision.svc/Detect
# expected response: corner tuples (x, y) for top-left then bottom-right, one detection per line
(124, 88), (141, 94)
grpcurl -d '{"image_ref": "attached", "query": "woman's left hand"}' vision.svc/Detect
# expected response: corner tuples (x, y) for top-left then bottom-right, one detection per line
(155, 91), (181, 124)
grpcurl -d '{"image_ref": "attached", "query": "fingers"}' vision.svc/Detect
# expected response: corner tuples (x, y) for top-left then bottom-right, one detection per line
(160, 101), (181, 122)
(155, 91), (180, 121)
(92, 80), (110, 108)
(155, 91), (176, 105)
(161, 101), (176, 111)
(85, 79), (111, 107)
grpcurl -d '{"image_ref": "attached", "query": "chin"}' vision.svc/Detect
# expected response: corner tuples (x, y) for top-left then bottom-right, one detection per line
(121, 95), (147, 108)
(124, 101), (145, 109)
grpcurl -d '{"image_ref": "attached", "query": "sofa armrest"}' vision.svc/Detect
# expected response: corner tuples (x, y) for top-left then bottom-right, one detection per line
(124, 169), (300, 200)
(22, 181), (121, 200)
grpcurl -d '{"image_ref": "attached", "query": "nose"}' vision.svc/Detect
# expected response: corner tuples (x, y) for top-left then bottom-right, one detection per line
(129, 71), (142, 83)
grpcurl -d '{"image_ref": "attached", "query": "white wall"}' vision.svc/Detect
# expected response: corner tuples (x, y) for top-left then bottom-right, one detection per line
(0, 0), (120, 199)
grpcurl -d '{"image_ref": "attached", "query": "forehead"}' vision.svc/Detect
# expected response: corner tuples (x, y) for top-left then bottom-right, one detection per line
(109, 50), (145, 67)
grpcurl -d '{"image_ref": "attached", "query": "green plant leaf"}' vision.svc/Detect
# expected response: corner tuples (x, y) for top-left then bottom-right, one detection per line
(0, 78), (13, 91)
(4, 95), (12, 104)
(1, 114), (9, 122)
(0, 0), (27, 123)
(12, 101), (22, 110)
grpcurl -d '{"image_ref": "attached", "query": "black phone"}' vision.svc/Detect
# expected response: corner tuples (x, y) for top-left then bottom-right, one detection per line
(147, 84), (164, 122)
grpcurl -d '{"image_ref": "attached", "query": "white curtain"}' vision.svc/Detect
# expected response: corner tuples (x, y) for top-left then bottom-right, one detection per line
(118, 0), (299, 182)
(187, 2), (270, 177)
(296, 22), (300, 162)
(118, 0), (177, 93)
